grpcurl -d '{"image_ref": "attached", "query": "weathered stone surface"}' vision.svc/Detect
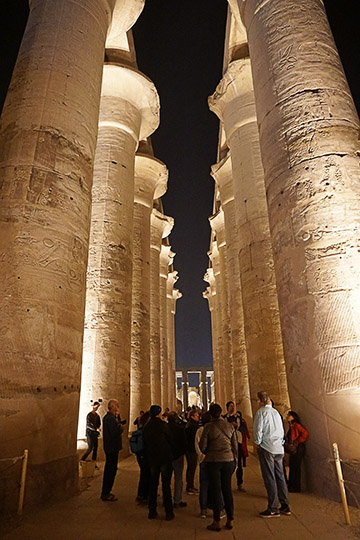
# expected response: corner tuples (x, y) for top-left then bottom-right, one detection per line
(0, 0), (116, 505)
(209, 55), (289, 416)
(240, 0), (360, 499)
(79, 63), (160, 434)
(211, 155), (252, 425)
(159, 245), (175, 409)
(203, 279), (222, 404)
(166, 273), (180, 410)
(150, 210), (173, 405)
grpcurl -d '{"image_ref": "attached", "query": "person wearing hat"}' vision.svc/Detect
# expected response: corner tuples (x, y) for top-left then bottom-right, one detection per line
(80, 400), (101, 463)
(143, 405), (175, 520)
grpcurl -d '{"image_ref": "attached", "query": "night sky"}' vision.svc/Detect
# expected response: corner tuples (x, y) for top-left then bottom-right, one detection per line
(0, 1), (359, 371)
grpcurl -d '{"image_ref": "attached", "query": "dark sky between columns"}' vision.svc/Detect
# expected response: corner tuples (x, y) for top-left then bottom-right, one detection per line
(0, 0), (359, 370)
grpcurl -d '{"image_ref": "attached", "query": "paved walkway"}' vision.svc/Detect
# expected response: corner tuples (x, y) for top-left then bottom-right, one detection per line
(2, 454), (360, 540)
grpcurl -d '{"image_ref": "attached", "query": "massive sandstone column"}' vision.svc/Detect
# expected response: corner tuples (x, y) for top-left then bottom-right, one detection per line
(211, 154), (252, 424)
(159, 245), (175, 409)
(0, 0), (123, 503)
(209, 56), (289, 415)
(209, 212), (236, 403)
(130, 155), (167, 422)
(150, 209), (173, 404)
(203, 281), (222, 404)
(240, 0), (360, 497)
(80, 63), (160, 430)
(166, 271), (180, 410)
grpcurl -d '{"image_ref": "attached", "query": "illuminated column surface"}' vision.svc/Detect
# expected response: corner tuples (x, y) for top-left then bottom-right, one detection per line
(150, 210), (174, 404)
(203, 283), (221, 404)
(80, 62), (160, 430)
(166, 272), (180, 410)
(240, 0), (360, 497)
(0, 0), (120, 503)
(159, 245), (175, 409)
(130, 155), (167, 422)
(211, 154), (252, 425)
(209, 212), (236, 403)
(209, 56), (289, 416)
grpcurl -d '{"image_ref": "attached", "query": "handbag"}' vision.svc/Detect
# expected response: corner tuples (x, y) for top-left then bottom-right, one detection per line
(284, 441), (297, 455)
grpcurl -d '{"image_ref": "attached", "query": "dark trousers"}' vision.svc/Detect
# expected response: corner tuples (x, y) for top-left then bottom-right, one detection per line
(101, 451), (119, 497)
(206, 461), (235, 522)
(148, 462), (173, 515)
(136, 452), (150, 500)
(81, 429), (98, 461)
(288, 443), (305, 492)
(185, 451), (198, 490)
(257, 447), (288, 512)
(236, 443), (243, 485)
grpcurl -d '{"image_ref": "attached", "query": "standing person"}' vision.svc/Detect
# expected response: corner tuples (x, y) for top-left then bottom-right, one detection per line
(100, 399), (123, 502)
(134, 410), (151, 504)
(237, 410), (250, 467)
(143, 405), (175, 520)
(185, 408), (200, 494)
(285, 411), (309, 493)
(223, 401), (245, 491)
(195, 411), (213, 518)
(168, 411), (187, 508)
(80, 400), (101, 464)
(199, 403), (238, 531)
(254, 391), (290, 517)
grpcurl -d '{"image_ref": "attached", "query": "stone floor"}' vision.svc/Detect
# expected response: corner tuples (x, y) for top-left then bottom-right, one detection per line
(2, 454), (360, 540)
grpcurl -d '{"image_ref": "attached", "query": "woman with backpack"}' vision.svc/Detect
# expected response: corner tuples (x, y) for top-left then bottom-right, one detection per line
(131, 410), (151, 504)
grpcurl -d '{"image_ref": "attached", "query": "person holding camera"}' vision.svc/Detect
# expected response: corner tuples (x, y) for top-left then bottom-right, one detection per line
(80, 400), (101, 463)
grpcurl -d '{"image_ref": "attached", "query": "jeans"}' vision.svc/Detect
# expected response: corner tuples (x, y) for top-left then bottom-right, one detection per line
(148, 462), (173, 515)
(81, 429), (99, 461)
(257, 446), (289, 512)
(172, 454), (184, 504)
(136, 452), (150, 500)
(101, 451), (119, 497)
(236, 443), (243, 485)
(185, 451), (198, 490)
(206, 461), (235, 522)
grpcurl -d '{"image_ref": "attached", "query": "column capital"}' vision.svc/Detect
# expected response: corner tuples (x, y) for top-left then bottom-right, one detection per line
(160, 244), (175, 276)
(204, 267), (216, 288)
(211, 153), (234, 206)
(101, 64), (160, 141)
(134, 154), (168, 207)
(106, 0), (145, 49)
(209, 209), (226, 247)
(150, 209), (174, 249)
(167, 270), (179, 295)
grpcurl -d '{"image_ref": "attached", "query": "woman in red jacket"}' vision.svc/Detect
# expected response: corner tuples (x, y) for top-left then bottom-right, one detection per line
(286, 411), (309, 492)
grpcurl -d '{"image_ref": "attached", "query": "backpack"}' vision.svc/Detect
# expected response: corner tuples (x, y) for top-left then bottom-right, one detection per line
(129, 428), (144, 454)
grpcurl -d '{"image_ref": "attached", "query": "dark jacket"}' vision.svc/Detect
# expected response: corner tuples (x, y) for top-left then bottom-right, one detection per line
(168, 420), (187, 460)
(199, 417), (238, 463)
(185, 418), (199, 453)
(103, 412), (123, 454)
(143, 417), (173, 466)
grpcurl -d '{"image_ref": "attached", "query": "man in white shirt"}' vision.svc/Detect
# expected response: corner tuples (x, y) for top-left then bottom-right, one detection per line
(253, 391), (290, 518)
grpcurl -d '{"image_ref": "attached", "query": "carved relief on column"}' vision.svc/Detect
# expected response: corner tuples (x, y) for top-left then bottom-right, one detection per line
(150, 210), (174, 404)
(0, 0), (118, 503)
(209, 56), (289, 416)
(240, 0), (360, 498)
(130, 155), (167, 422)
(79, 64), (160, 436)
(203, 286), (219, 404)
(209, 212), (235, 404)
(166, 271), (180, 410)
(159, 245), (175, 409)
(211, 154), (252, 425)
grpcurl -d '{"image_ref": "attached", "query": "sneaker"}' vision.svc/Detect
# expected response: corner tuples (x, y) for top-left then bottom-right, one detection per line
(237, 484), (246, 492)
(225, 520), (234, 530)
(200, 509), (207, 519)
(220, 509), (226, 519)
(174, 501), (187, 508)
(186, 488), (196, 495)
(259, 509), (280, 518)
(207, 521), (221, 532)
(165, 512), (175, 521)
(279, 504), (291, 515)
(100, 493), (117, 502)
(148, 511), (158, 519)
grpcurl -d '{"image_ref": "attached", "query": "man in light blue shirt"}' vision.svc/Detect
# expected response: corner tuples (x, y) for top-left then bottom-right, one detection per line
(253, 391), (290, 518)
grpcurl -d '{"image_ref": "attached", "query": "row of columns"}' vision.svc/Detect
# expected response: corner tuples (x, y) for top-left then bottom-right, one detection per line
(204, 0), (360, 500)
(0, 0), (181, 507)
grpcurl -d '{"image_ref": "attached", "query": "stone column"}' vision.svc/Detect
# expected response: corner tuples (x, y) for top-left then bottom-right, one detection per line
(0, 0), (118, 503)
(150, 209), (173, 404)
(182, 370), (189, 411)
(209, 56), (289, 416)
(211, 154), (252, 425)
(130, 155), (168, 423)
(166, 271), (179, 410)
(240, 0), (360, 497)
(204, 269), (223, 405)
(200, 370), (208, 409)
(80, 64), (160, 431)
(159, 245), (175, 409)
(209, 225), (235, 405)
